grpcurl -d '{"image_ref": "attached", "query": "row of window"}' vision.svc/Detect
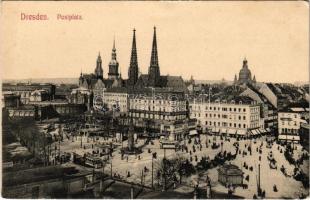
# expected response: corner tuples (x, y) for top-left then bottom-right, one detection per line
(132, 99), (185, 103)
(205, 121), (247, 128)
(205, 113), (247, 120)
(206, 106), (247, 112)
(249, 123), (259, 129)
(192, 113), (248, 121)
(191, 106), (248, 112)
(279, 113), (299, 119)
(280, 128), (299, 134)
(130, 106), (186, 112)
(129, 112), (186, 120)
(281, 121), (298, 126)
(105, 94), (127, 97)
(105, 99), (127, 102)
(250, 107), (260, 113)
(250, 115), (260, 121)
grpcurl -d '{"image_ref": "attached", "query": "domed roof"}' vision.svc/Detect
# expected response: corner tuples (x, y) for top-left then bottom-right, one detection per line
(238, 58), (252, 83)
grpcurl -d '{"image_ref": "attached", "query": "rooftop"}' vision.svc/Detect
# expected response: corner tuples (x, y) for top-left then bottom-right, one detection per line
(3, 166), (90, 187)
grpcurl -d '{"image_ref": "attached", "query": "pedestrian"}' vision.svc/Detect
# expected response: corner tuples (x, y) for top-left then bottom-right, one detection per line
(262, 190), (266, 198)
(273, 184), (278, 192)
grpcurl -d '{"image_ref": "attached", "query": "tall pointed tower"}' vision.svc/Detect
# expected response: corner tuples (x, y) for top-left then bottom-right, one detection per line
(108, 39), (120, 80)
(148, 26), (161, 87)
(234, 74), (238, 85)
(128, 29), (139, 86)
(94, 52), (103, 79)
(253, 75), (256, 84)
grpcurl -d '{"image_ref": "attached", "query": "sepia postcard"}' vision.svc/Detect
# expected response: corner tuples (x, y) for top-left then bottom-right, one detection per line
(1, 1), (309, 199)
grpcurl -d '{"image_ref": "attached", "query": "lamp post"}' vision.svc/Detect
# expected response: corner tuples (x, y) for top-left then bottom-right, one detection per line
(151, 152), (157, 189)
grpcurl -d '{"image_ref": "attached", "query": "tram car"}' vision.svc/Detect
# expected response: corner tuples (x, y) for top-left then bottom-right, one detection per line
(85, 153), (103, 169)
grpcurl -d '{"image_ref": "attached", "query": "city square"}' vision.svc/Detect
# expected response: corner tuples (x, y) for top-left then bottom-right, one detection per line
(1, 1), (309, 199)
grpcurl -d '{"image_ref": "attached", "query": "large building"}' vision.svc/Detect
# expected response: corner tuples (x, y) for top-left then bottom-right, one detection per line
(78, 39), (125, 91)
(128, 88), (188, 132)
(189, 96), (262, 137)
(68, 87), (93, 110)
(2, 92), (21, 108)
(133, 27), (187, 92)
(240, 84), (277, 131)
(234, 58), (256, 85)
(77, 27), (187, 111)
(278, 101), (309, 143)
(258, 83), (303, 110)
(103, 87), (129, 113)
(2, 83), (56, 104)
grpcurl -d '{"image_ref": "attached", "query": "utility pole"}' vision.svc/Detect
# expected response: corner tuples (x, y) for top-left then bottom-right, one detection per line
(130, 184), (134, 199)
(110, 158), (113, 178)
(258, 163), (261, 196)
(152, 154), (154, 189)
(100, 164), (104, 193)
(163, 149), (167, 192)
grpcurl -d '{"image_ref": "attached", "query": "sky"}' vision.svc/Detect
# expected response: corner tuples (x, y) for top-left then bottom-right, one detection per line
(1, 1), (309, 83)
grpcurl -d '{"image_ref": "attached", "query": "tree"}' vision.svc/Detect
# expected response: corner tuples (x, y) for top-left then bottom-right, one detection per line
(154, 153), (194, 189)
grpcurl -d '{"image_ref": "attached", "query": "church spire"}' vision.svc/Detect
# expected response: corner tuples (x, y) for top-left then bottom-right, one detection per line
(130, 29), (138, 67)
(113, 36), (116, 50)
(150, 26), (159, 67)
(148, 26), (160, 87)
(234, 74), (237, 82)
(128, 28), (139, 86)
(108, 38), (119, 80)
(95, 52), (103, 79)
(111, 38), (117, 61)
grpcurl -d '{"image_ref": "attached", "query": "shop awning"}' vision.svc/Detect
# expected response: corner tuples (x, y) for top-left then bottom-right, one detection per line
(237, 130), (247, 135)
(215, 127), (220, 132)
(278, 134), (300, 141)
(189, 130), (198, 136)
(249, 130), (256, 135)
(254, 129), (261, 135)
(227, 129), (236, 135)
(266, 128), (271, 132)
(259, 128), (266, 134)
(220, 128), (227, 133)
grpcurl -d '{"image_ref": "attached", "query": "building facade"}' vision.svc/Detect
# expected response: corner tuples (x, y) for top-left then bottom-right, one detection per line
(240, 85), (277, 131)
(128, 88), (187, 131)
(2, 83), (56, 104)
(189, 96), (262, 137)
(2, 92), (20, 108)
(68, 88), (93, 111)
(103, 87), (129, 113)
(278, 102), (309, 143)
